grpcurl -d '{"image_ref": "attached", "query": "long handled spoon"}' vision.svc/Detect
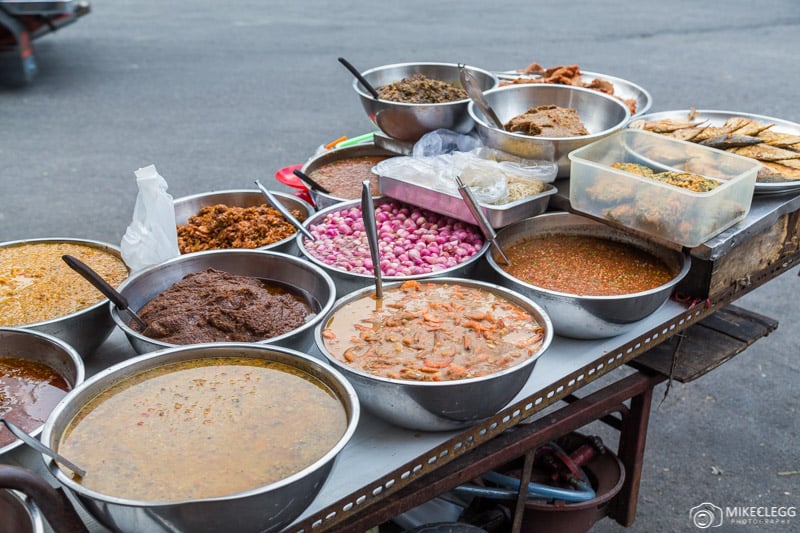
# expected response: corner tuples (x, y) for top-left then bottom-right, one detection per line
(455, 176), (511, 266)
(459, 64), (504, 130)
(338, 57), (380, 100)
(62, 254), (148, 329)
(254, 180), (316, 241)
(1, 419), (86, 478)
(361, 181), (384, 299)
(292, 168), (331, 195)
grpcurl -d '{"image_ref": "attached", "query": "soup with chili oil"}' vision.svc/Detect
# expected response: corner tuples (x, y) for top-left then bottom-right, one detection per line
(321, 280), (546, 382)
(0, 356), (70, 447)
(57, 356), (348, 502)
(500, 235), (675, 296)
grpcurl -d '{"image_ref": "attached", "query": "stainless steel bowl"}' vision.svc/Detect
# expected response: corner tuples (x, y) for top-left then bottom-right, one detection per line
(0, 487), (44, 533)
(485, 212), (691, 339)
(354, 62), (498, 142)
(0, 328), (85, 457)
(468, 84), (632, 177)
(0, 238), (128, 356)
(41, 343), (360, 533)
(297, 197), (491, 298)
(301, 143), (398, 210)
(110, 249), (336, 354)
(173, 189), (314, 256)
(314, 277), (553, 431)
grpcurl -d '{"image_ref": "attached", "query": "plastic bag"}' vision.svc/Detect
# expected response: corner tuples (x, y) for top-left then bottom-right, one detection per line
(412, 128), (482, 158)
(120, 164), (181, 272)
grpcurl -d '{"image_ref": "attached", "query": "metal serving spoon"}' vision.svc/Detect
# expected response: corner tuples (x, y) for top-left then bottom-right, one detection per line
(361, 181), (384, 299)
(62, 254), (148, 329)
(455, 176), (511, 266)
(459, 64), (504, 130)
(1, 419), (86, 478)
(254, 180), (316, 241)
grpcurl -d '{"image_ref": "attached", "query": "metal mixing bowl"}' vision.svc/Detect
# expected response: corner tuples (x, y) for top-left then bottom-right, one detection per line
(484, 212), (691, 339)
(297, 197), (490, 297)
(468, 84), (631, 177)
(110, 249), (336, 354)
(301, 143), (398, 210)
(41, 343), (360, 533)
(173, 189), (314, 256)
(314, 277), (553, 432)
(353, 62), (498, 142)
(0, 328), (85, 457)
(0, 238), (128, 356)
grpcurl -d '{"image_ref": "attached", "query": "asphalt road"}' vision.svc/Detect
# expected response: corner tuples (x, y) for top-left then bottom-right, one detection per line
(1, 1), (798, 531)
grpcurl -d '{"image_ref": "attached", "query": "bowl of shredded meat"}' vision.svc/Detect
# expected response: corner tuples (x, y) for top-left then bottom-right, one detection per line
(174, 189), (314, 256)
(352, 62), (498, 142)
(468, 83), (631, 177)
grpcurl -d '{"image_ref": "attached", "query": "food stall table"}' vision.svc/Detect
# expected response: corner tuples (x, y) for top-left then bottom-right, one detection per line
(4, 189), (799, 533)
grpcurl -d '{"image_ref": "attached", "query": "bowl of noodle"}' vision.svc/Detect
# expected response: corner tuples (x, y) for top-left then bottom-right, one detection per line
(374, 152), (558, 228)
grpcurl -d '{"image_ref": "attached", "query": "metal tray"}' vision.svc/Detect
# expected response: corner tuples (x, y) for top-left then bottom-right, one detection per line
(632, 109), (800, 195)
(495, 70), (652, 117)
(379, 174), (556, 228)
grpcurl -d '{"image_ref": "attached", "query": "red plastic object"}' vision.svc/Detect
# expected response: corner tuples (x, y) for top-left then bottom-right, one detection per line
(275, 164), (313, 206)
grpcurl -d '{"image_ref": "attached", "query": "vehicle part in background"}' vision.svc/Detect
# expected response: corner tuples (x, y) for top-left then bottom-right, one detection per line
(0, 0), (91, 85)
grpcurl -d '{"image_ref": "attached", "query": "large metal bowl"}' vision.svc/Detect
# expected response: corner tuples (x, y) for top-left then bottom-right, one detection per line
(173, 189), (315, 256)
(354, 62), (498, 142)
(301, 143), (398, 210)
(110, 249), (336, 354)
(0, 328), (84, 457)
(314, 277), (553, 431)
(297, 197), (490, 297)
(485, 212), (691, 339)
(0, 238), (128, 356)
(40, 343), (360, 533)
(468, 84), (631, 177)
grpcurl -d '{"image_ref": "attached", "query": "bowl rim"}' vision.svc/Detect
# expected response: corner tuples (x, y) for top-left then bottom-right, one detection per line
(353, 61), (499, 106)
(0, 238), (127, 328)
(486, 212), (692, 301)
(40, 342), (360, 506)
(110, 248), (337, 349)
(468, 83), (633, 141)
(314, 277), (554, 387)
(0, 326), (86, 456)
(296, 197), (491, 281)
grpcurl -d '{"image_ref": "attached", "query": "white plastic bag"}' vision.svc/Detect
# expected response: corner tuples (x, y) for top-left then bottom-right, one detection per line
(120, 164), (181, 272)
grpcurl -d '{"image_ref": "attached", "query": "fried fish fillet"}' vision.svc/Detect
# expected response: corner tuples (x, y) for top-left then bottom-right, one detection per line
(756, 130), (800, 147)
(732, 144), (800, 161)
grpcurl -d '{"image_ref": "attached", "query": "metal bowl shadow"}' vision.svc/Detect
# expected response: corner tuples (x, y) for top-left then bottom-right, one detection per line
(0, 238), (128, 357)
(110, 249), (336, 354)
(485, 212), (690, 339)
(297, 197), (490, 298)
(173, 189), (314, 256)
(314, 277), (553, 432)
(0, 328), (85, 457)
(40, 343), (359, 533)
(354, 62), (498, 142)
(301, 144), (399, 210)
(468, 84), (631, 177)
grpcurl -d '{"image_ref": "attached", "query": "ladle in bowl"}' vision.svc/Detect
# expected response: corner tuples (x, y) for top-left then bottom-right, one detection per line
(254, 180), (316, 242)
(459, 64), (504, 130)
(338, 57), (380, 100)
(360, 181), (383, 299)
(62, 254), (148, 330)
(1, 419), (86, 478)
(455, 176), (511, 266)
(292, 168), (331, 195)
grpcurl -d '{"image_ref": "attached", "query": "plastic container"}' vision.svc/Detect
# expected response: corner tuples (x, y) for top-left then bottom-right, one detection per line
(568, 129), (761, 247)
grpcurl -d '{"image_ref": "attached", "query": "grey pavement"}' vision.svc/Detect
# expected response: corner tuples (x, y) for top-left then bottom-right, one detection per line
(1, 1), (798, 531)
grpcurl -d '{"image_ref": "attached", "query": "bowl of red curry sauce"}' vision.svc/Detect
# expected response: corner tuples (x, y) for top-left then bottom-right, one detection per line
(0, 328), (84, 457)
(485, 212), (690, 339)
(314, 277), (553, 431)
(301, 144), (398, 209)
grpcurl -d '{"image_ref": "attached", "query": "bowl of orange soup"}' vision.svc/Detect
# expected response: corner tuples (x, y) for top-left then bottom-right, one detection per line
(40, 343), (359, 533)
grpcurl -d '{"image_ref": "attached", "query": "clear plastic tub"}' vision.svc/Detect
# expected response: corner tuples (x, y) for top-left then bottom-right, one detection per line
(568, 129), (761, 248)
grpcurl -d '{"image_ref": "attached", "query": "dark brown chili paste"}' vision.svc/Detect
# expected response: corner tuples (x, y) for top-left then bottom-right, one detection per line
(500, 235), (674, 296)
(131, 268), (311, 344)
